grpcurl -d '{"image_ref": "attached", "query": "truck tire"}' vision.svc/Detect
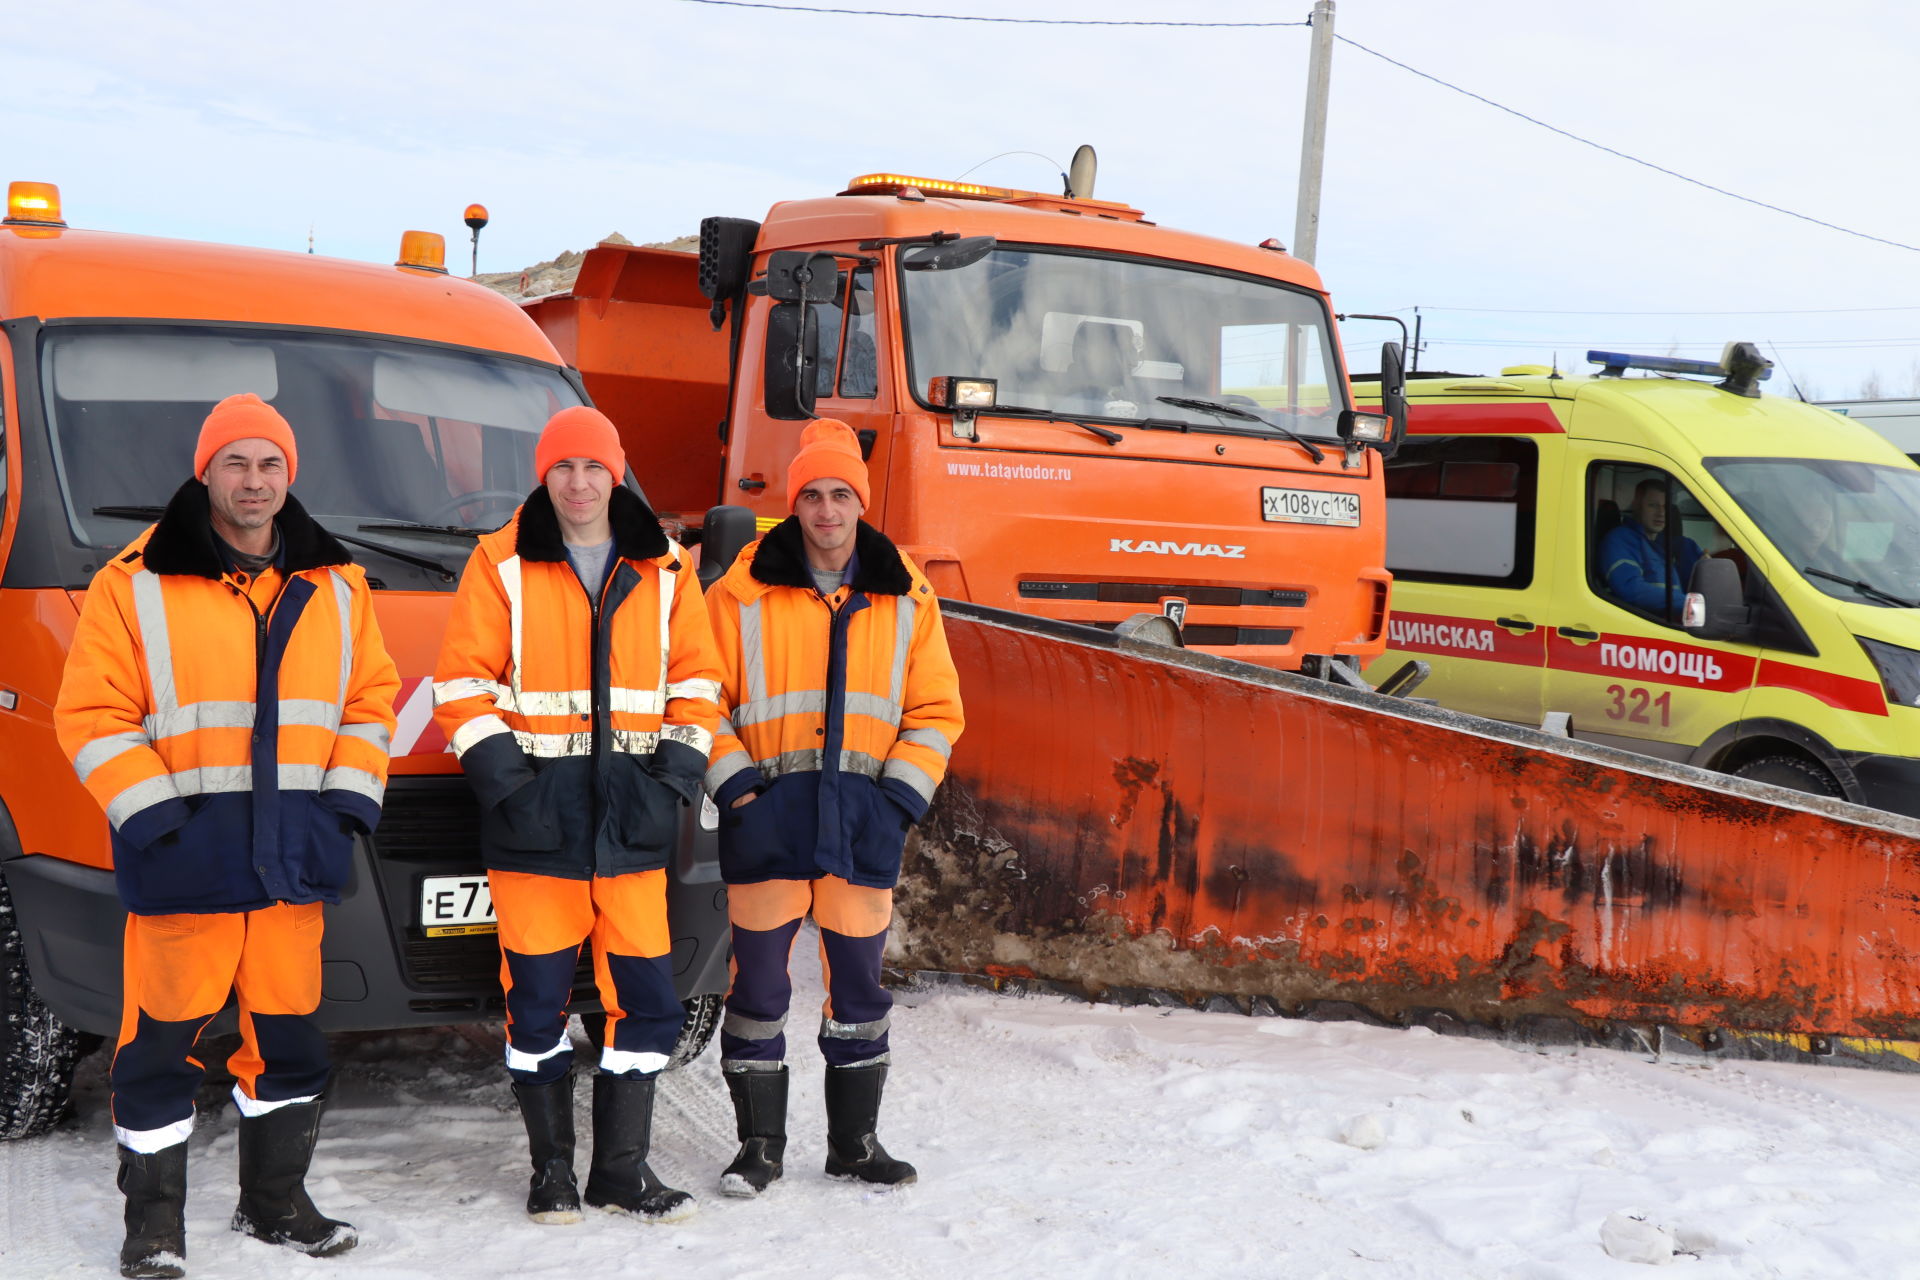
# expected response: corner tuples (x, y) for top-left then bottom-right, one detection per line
(0, 874), (89, 1140)
(1731, 754), (1844, 798)
(579, 994), (724, 1071)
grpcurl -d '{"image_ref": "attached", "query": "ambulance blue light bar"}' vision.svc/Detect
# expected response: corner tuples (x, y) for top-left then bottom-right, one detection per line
(1587, 347), (1772, 383)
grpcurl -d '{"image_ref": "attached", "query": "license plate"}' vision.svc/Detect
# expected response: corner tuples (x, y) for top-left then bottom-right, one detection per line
(419, 875), (496, 938)
(1262, 487), (1360, 527)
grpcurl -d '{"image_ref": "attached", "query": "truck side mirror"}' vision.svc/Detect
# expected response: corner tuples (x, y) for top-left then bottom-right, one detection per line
(1377, 340), (1408, 460)
(697, 504), (759, 588)
(763, 301), (820, 421)
(764, 250), (839, 304)
(1684, 556), (1747, 639)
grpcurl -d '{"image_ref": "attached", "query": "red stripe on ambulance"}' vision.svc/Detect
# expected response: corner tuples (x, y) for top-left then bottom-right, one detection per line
(1386, 611), (1545, 665)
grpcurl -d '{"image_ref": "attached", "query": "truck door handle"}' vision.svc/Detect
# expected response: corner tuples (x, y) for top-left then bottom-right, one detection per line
(1495, 616), (1535, 633)
(737, 476), (767, 492)
(1557, 626), (1599, 642)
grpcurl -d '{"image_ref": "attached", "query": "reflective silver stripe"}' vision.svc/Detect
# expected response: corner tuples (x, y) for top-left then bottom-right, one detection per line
(882, 756), (939, 804)
(722, 1059), (786, 1075)
(821, 1013), (891, 1041)
(611, 728), (663, 755)
(504, 1033), (571, 1075)
(330, 570), (353, 709)
(665, 677), (721, 704)
(278, 764), (326, 790)
(231, 1084), (320, 1118)
(74, 731), (149, 784)
(130, 570), (178, 716)
(844, 691), (902, 726)
(451, 714), (512, 757)
(105, 774), (183, 828)
(716, 713), (739, 737)
(321, 765), (385, 804)
(434, 676), (507, 706)
(279, 699), (344, 731)
(705, 749), (754, 795)
(840, 750), (885, 780)
(734, 689), (829, 728)
(890, 596), (917, 709)
(661, 723), (713, 757)
(739, 599), (767, 706)
(608, 686), (667, 715)
(143, 700), (251, 739)
(897, 727), (954, 760)
(723, 1011), (785, 1041)
(498, 556), (526, 696)
(337, 721), (392, 754)
(758, 748), (823, 780)
(516, 730), (596, 759)
(114, 1115), (193, 1154)
(600, 1047), (669, 1076)
(502, 688), (593, 717)
(657, 545), (678, 720)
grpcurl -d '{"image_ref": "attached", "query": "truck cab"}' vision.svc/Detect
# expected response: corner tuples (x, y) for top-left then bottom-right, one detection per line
(0, 185), (730, 1137)
(525, 170), (1405, 675)
(1361, 347), (1920, 814)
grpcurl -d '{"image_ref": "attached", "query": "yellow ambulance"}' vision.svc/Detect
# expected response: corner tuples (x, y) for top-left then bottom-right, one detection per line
(1360, 344), (1920, 815)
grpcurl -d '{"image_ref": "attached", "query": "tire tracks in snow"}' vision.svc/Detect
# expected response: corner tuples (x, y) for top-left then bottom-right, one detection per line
(0, 1116), (65, 1276)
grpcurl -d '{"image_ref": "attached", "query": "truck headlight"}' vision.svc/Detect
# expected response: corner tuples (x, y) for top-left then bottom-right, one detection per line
(1858, 636), (1920, 707)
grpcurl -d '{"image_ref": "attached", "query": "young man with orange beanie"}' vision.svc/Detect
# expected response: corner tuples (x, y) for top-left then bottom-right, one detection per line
(433, 405), (723, 1225)
(703, 418), (964, 1196)
(55, 392), (399, 1277)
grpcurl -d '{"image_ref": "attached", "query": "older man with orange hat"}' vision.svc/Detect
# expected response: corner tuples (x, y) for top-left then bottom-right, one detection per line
(56, 393), (399, 1277)
(702, 418), (964, 1197)
(433, 405), (723, 1226)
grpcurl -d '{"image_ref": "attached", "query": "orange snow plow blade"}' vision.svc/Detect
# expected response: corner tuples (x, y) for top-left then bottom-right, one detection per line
(898, 604), (1920, 1068)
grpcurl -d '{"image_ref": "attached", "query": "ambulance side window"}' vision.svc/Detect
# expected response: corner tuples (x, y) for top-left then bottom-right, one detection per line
(1587, 463), (1741, 627)
(1383, 436), (1536, 587)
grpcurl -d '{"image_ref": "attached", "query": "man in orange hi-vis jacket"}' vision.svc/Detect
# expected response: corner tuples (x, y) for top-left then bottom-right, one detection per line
(56, 393), (399, 1278)
(433, 406), (722, 1227)
(703, 418), (963, 1197)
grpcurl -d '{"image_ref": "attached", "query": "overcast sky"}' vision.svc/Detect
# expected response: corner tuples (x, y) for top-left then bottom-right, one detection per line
(14, 0), (1920, 400)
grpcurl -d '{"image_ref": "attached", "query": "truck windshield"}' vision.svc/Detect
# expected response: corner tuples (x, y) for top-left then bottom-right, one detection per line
(41, 325), (581, 588)
(900, 246), (1345, 436)
(1705, 456), (1920, 608)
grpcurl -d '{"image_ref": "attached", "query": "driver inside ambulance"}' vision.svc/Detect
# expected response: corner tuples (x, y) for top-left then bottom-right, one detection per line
(1601, 478), (1703, 613)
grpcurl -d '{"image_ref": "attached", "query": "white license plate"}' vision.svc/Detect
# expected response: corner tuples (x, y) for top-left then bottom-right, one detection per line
(1262, 486), (1360, 527)
(419, 875), (496, 938)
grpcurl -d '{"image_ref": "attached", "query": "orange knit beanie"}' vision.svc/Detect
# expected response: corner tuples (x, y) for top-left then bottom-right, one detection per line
(785, 418), (869, 511)
(535, 406), (626, 483)
(193, 393), (298, 482)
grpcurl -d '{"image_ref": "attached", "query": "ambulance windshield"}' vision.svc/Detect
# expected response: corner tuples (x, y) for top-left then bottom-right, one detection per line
(41, 324), (583, 589)
(1705, 457), (1920, 608)
(901, 246), (1345, 436)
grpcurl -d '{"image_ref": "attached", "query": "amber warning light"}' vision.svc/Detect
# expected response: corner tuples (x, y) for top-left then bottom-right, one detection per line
(5, 181), (65, 227)
(396, 230), (448, 274)
(462, 203), (489, 276)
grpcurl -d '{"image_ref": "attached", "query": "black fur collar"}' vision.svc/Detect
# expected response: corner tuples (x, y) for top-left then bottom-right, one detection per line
(750, 518), (913, 596)
(139, 479), (351, 578)
(515, 485), (669, 563)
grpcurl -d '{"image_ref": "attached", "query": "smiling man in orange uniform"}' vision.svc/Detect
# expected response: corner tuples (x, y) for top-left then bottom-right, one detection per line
(433, 406), (722, 1226)
(56, 393), (399, 1278)
(703, 418), (963, 1196)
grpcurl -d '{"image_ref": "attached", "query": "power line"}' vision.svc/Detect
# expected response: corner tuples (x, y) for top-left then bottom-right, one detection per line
(1332, 33), (1920, 255)
(1416, 304), (1920, 317)
(672, 0), (1305, 25)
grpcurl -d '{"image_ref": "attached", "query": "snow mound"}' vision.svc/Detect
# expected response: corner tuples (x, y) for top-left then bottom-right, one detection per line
(1601, 1210), (1678, 1265)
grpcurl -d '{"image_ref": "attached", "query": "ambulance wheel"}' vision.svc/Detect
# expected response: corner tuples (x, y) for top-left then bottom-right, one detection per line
(577, 994), (723, 1072)
(0, 875), (88, 1140)
(1731, 754), (1844, 798)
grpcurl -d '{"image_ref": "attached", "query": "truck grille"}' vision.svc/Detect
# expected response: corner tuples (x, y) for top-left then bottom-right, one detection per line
(1020, 580), (1308, 608)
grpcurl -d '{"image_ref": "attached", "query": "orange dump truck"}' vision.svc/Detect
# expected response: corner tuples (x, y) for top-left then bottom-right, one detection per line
(522, 168), (1407, 676)
(0, 185), (731, 1138)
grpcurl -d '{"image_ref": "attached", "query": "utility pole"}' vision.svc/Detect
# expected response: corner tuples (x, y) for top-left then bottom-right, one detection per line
(1292, 0), (1336, 265)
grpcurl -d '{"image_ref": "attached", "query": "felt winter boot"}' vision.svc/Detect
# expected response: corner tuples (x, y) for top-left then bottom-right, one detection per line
(512, 1074), (583, 1224)
(582, 1072), (695, 1222)
(117, 1142), (188, 1279)
(823, 1061), (916, 1186)
(230, 1101), (357, 1257)
(718, 1065), (788, 1197)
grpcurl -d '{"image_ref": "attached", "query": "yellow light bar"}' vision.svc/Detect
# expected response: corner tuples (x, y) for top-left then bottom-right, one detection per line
(5, 181), (65, 227)
(396, 229), (448, 274)
(844, 172), (1038, 201)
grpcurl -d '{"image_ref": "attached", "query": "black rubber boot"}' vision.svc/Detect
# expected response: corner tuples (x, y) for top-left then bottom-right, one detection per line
(230, 1101), (357, 1257)
(583, 1072), (695, 1222)
(718, 1066), (788, 1198)
(118, 1142), (188, 1279)
(512, 1075), (582, 1225)
(824, 1062), (916, 1187)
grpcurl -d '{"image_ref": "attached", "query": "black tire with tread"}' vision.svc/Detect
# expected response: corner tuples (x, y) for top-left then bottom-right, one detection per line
(580, 993), (723, 1071)
(0, 874), (89, 1140)
(1730, 753), (1845, 797)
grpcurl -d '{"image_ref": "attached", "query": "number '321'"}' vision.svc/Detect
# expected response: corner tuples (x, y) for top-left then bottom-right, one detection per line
(1605, 684), (1671, 726)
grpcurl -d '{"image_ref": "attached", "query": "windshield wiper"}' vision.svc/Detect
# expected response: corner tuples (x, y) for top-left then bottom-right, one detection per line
(1803, 566), (1920, 608)
(984, 404), (1123, 445)
(358, 519), (490, 539)
(332, 532), (457, 583)
(1156, 395), (1326, 463)
(93, 505), (168, 520)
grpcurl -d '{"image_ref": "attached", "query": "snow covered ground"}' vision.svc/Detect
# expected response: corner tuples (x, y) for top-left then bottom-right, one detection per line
(9, 933), (1920, 1279)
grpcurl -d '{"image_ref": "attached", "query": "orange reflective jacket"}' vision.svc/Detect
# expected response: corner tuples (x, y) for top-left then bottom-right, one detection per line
(433, 486), (722, 877)
(55, 482), (399, 915)
(704, 518), (963, 888)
